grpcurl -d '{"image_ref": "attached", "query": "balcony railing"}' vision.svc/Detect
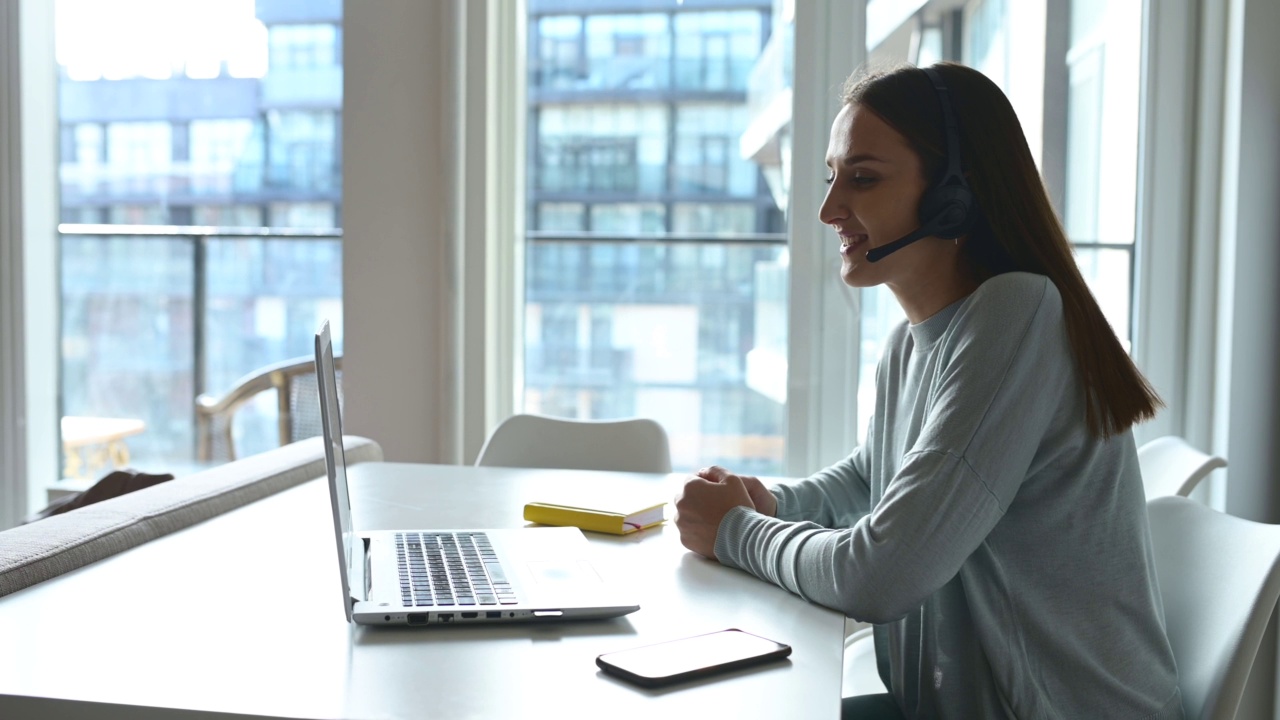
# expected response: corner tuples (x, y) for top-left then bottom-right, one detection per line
(59, 160), (342, 201)
(522, 231), (788, 473)
(57, 226), (792, 475)
(531, 57), (758, 95)
(58, 224), (342, 463)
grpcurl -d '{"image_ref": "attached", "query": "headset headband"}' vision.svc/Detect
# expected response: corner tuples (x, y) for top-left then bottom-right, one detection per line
(922, 67), (967, 190)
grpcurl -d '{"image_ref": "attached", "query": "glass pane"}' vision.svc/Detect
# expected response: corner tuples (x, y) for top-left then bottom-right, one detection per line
(1064, 45), (1104, 241)
(1063, 0), (1141, 357)
(204, 237), (343, 459)
(60, 237), (194, 465)
(1073, 247), (1132, 350)
(524, 240), (787, 475)
(56, 0), (343, 476)
(525, 1), (788, 474)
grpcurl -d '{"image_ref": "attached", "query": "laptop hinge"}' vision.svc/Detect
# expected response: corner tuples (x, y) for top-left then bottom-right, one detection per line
(349, 535), (371, 604)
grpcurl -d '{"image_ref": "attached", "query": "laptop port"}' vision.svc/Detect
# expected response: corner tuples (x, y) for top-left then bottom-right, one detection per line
(438, 613), (454, 623)
(461, 612), (478, 619)
(486, 611), (501, 619)
(407, 613), (429, 625)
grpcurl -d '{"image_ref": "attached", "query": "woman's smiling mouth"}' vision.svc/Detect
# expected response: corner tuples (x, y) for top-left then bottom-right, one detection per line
(840, 233), (870, 255)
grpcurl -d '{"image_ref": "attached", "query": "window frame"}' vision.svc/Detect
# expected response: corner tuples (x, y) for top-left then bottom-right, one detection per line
(452, 0), (871, 473)
(0, 0), (1218, 527)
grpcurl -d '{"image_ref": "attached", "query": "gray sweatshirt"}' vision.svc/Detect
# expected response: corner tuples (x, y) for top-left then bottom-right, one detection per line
(714, 272), (1182, 719)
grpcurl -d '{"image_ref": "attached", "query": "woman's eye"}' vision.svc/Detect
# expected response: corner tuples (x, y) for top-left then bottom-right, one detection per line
(825, 172), (876, 186)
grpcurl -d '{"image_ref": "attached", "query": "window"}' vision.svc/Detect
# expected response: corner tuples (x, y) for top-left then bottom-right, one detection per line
(55, 0), (343, 477)
(1062, 0), (1141, 346)
(535, 202), (586, 232)
(536, 104), (667, 195)
(269, 24), (338, 71)
(523, 2), (786, 474)
(585, 14), (670, 90)
(533, 16), (586, 89)
(850, 0), (1143, 443)
(266, 110), (338, 193)
(190, 119), (258, 194)
(105, 122), (172, 197)
(672, 11), (763, 91)
(673, 104), (758, 196)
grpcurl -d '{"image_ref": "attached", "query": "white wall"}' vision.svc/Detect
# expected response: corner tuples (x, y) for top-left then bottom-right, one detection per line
(0, 0), (58, 530)
(342, 0), (462, 463)
(1215, 0), (1280, 716)
(1218, 0), (1280, 525)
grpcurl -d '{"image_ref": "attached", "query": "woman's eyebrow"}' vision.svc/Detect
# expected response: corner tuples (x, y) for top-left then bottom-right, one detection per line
(838, 153), (887, 166)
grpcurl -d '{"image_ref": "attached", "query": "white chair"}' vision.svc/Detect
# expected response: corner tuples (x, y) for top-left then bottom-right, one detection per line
(844, 496), (1280, 713)
(474, 413), (672, 474)
(842, 625), (885, 697)
(1138, 436), (1227, 499)
(1148, 495), (1280, 720)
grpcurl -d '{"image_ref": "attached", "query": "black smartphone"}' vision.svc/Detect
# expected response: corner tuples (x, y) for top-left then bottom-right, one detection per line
(596, 628), (792, 688)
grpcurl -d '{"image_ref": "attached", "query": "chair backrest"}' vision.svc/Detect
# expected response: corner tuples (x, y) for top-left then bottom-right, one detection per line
(195, 355), (342, 462)
(1138, 435), (1227, 499)
(475, 414), (673, 474)
(1148, 496), (1280, 720)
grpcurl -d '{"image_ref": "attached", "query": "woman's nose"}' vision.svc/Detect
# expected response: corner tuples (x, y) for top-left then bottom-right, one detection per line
(818, 184), (845, 225)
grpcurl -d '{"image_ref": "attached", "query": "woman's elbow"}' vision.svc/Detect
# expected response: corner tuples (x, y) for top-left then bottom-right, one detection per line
(835, 575), (928, 624)
(841, 595), (913, 624)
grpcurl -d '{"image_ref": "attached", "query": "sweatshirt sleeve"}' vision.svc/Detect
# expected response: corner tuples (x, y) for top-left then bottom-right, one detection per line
(714, 275), (1071, 623)
(772, 443), (874, 527)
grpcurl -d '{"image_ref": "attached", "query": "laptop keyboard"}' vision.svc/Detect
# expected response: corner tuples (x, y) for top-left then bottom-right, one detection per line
(395, 531), (519, 608)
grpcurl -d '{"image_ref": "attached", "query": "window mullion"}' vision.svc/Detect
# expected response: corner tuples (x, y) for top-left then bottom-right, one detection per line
(1131, 0), (1199, 446)
(785, 0), (866, 476)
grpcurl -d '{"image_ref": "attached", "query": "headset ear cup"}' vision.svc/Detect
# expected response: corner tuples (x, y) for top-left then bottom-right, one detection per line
(917, 184), (976, 239)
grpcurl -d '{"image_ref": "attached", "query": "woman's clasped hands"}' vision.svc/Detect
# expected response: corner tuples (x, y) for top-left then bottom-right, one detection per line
(674, 466), (777, 560)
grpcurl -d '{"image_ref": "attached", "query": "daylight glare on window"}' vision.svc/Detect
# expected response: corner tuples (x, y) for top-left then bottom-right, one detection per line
(55, 0), (343, 481)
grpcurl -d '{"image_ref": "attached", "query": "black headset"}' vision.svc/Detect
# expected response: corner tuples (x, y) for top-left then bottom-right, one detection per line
(865, 66), (978, 263)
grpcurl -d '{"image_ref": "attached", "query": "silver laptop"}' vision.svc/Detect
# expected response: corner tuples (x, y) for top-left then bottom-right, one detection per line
(315, 321), (640, 626)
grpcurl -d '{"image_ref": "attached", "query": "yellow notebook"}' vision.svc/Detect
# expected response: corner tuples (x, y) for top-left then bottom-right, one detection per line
(523, 500), (667, 535)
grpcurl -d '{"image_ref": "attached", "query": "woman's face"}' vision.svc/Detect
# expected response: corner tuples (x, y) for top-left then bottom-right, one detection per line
(819, 103), (935, 289)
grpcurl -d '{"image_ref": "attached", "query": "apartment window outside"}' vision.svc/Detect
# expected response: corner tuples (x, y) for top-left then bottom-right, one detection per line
(525, 0), (788, 475)
(586, 14), (670, 90)
(190, 119), (258, 195)
(672, 11), (763, 91)
(535, 16), (586, 88)
(265, 110), (339, 195)
(55, 0), (343, 478)
(269, 24), (338, 70)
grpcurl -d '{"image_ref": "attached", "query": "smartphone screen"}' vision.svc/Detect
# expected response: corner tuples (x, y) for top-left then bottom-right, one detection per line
(596, 629), (791, 687)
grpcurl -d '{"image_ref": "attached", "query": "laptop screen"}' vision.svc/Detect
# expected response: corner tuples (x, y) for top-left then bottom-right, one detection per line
(315, 321), (357, 620)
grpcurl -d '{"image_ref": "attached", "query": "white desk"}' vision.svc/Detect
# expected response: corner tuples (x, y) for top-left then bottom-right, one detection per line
(0, 462), (844, 719)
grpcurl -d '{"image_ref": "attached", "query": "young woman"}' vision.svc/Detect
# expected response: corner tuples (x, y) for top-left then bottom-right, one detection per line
(674, 63), (1183, 719)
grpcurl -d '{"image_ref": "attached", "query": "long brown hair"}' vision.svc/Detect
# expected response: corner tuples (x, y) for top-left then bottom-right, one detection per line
(842, 62), (1161, 438)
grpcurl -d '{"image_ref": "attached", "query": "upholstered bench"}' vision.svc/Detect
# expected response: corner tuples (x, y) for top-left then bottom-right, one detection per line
(0, 436), (381, 598)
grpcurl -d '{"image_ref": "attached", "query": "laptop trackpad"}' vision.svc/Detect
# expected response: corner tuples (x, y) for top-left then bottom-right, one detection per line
(526, 560), (602, 587)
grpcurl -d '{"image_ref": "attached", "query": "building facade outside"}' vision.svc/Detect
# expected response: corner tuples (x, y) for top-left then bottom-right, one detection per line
(524, 0), (788, 474)
(57, 0), (343, 466)
(58, 0), (793, 475)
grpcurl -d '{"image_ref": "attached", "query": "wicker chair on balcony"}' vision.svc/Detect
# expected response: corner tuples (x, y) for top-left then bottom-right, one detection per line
(195, 354), (341, 463)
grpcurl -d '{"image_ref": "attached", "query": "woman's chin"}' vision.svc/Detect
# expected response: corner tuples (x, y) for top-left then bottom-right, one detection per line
(840, 261), (877, 288)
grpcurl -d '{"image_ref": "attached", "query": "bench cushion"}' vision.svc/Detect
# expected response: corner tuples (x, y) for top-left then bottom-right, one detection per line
(0, 436), (381, 598)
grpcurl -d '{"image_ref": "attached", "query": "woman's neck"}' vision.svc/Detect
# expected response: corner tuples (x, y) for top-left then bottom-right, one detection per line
(886, 254), (986, 324)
